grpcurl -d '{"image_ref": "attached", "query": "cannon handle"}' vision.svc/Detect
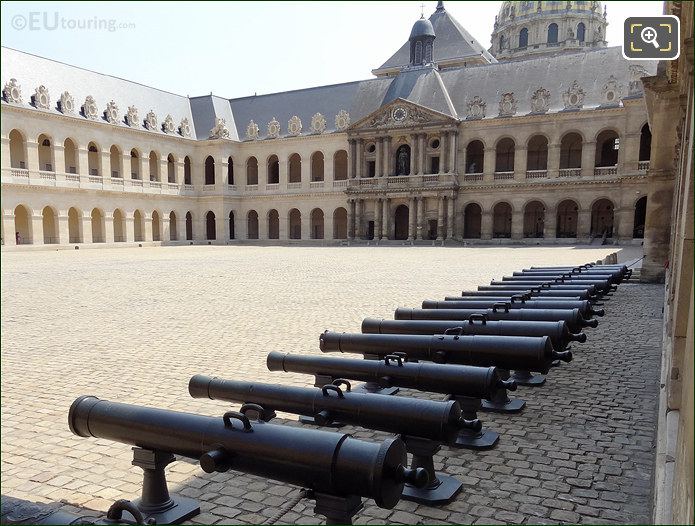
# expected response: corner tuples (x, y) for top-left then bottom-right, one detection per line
(222, 411), (252, 432)
(384, 355), (404, 367)
(492, 302), (510, 313)
(468, 313), (488, 324)
(510, 294), (528, 303)
(443, 326), (465, 338)
(322, 384), (345, 398)
(239, 403), (273, 422)
(332, 379), (352, 392)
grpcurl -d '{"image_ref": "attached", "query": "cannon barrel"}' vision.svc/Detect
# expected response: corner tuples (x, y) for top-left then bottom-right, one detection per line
(529, 264), (628, 274)
(319, 331), (570, 373)
(490, 279), (615, 293)
(429, 298), (605, 318)
(362, 317), (585, 351)
(395, 306), (597, 332)
(459, 289), (592, 300)
(520, 268), (626, 280)
(69, 395), (424, 510)
(189, 376), (477, 444)
(267, 351), (513, 399)
(479, 283), (601, 296)
(509, 273), (618, 286)
(501, 275), (614, 286)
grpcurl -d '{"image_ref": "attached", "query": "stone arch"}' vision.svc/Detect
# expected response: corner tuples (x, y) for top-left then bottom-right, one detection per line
(463, 202), (482, 238)
(333, 207), (347, 239)
(204, 156), (215, 185)
(151, 210), (161, 241)
(110, 145), (122, 177)
(519, 27), (528, 48)
(228, 211), (235, 239)
(68, 206), (83, 243)
(633, 196), (647, 238)
(87, 141), (101, 176)
(64, 138), (79, 173)
(37, 133), (54, 171)
(13, 204), (32, 244)
(246, 156), (259, 185)
(394, 204), (409, 240)
(288, 154), (302, 183)
(495, 138), (515, 172)
(547, 23), (558, 44)
(167, 154), (176, 183)
(591, 198), (614, 237)
(311, 152), (325, 182)
(133, 209), (144, 242)
(560, 132), (583, 169)
(91, 208), (105, 243)
(333, 150), (348, 180)
(492, 201), (512, 238)
(465, 140), (485, 173)
(595, 129), (620, 167)
(526, 135), (548, 170)
(149, 151), (160, 181)
(268, 209), (280, 239)
(577, 22), (586, 42)
(205, 211), (216, 240)
(227, 156), (234, 185)
(113, 209), (126, 242)
(169, 211), (178, 241)
(639, 124), (652, 162)
(42, 206), (59, 244)
(185, 211), (193, 241)
(288, 208), (301, 239)
(267, 155), (280, 184)
(130, 149), (141, 179)
(184, 156), (192, 184)
(523, 200), (545, 238)
(9, 129), (27, 169)
(247, 210), (259, 239)
(556, 199), (579, 238)
(310, 208), (324, 239)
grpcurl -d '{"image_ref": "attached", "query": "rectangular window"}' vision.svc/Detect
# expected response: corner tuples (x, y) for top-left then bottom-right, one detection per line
(430, 156), (440, 174)
(367, 161), (376, 177)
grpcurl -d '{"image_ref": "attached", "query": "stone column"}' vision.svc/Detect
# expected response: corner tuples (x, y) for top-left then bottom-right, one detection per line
(410, 134), (419, 176)
(440, 132), (449, 174)
(26, 141), (40, 172)
(143, 213), (153, 242)
(53, 144), (65, 175)
(483, 147), (495, 182)
(122, 152), (133, 179)
(31, 214), (44, 245)
(417, 197), (425, 240)
(348, 139), (356, 179)
(580, 141), (597, 178)
(347, 199), (355, 240)
(104, 215), (115, 243)
(125, 213), (135, 243)
(408, 197), (417, 241)
(621, 132), (641, 173)
(481, 211), (493, 240)
(325, 209), (335, 241)
(382, 198), (390, 240)
(300, 211), (310, 241)
(384, 137), (392, 176)
(218, 159), (229, 188)
(375, 138), (382, 177)
(176, 217), (187, 242)
(356, 139), (363, 179)
(577, 210), (591, 239)
(375, 199), (383, 240)
(437, 197), (445, 240)
(78, 147), (90, 176)
(2, 209), (15, 246)
(447, 196), (455, 239)
(449, 131), (458, 173)
(547, 143), (561, 178)
(418, 134), (427, 175)
(511, 208), (524, 239)
(544, 206), (557, 239)
(175, 161), (184, 185)
(102, 150), (113, 179)
(514, 146), (527, 181)
(279, 157), (288, 187)
(355, 199), (363, 239)
(616, 207), (634, 241)
(82, 211), (93, 243)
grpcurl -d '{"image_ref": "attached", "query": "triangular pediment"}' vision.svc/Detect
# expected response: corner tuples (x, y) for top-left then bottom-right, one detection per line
(349, 98), (459, 132)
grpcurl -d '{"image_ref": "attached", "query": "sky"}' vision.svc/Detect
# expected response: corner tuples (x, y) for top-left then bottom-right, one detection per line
(1, 1), (663, 99)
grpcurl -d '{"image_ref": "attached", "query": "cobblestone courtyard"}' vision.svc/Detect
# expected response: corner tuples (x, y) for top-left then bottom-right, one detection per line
(1, 245), (662, 524)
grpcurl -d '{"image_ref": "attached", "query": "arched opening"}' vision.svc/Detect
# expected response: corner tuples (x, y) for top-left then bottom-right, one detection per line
(394, 205), (409, 240)
(310, 208), (324, 239)
(268, 209), (280, 239)
(519, 27), (528, 48)
(577, 22), (586, 42)
(560, 133), (583, 169)
(288, 154), (302, 183)
(547, 23), (558, 44)
(68, 207), (82, 243)
(334, 150), (348, 180)
(499, 35), (505, 51)
(152, 210), (161, 241)
(205, 211), (216, 240)
(288, 209), (302, 239)
(227, 156), (234, 185)
(169, 211), (178, 241)
(133, 210), (144, 242)
(495, 138), (515, 172)
(110, 145), (122, 177)
(311, 152), (324, 181)
(463, 203), (482, 238)
(556, 200), (578, 238)
(184, 156), (192, 185)
(42, 206), (58, 244)
(465, 140), (484, 173)
(149, 151), (160, 181)
(9, 129), (27, 169)
(37, 134), (53, 171)
(523, 201), (545, 238)
(204, 156), (215, 185)
(492, 202), (512, 238)
(247, 210), (259, 239)
(527, 135), (548, 170)
(591, 199), (614, 237)
(395, 144), (411, 176)
(64, 138), (78, 173)
(595, 130), (619, 167)
(91, 208), (105, 243)
(267, 155), (280, 184)
(87, 142), (100, 176)
(130, 149), (140, 179)
(246, 157), (258, 185)
(167, 154), (176, 183)
(228, 211), (235, 239)
(185, 212), (193, 241)
(333, 207), (347, 239)
(639, 124), (652, 162)
(113, 209), (125, 242)
(633, 196), (647, 238)
(13, 205), (31, 244)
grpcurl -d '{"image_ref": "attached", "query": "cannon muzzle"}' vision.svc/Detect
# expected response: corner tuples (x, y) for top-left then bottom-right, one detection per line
(569, 332), (587, 343)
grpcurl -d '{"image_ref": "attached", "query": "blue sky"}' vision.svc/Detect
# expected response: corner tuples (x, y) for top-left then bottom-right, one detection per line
(1, 1), (663, 99)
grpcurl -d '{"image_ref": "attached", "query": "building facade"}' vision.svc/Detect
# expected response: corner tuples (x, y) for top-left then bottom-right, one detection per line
(1, 2), (656, 248)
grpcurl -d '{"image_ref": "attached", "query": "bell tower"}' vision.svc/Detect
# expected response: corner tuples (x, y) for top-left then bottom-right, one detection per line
(409, 14), (436, 66)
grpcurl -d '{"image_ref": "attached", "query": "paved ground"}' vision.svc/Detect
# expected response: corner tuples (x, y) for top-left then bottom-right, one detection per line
(0, 245), (662, 524)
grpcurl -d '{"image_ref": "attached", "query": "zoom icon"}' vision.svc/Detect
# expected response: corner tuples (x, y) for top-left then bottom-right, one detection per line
(624, 16), (680, 60)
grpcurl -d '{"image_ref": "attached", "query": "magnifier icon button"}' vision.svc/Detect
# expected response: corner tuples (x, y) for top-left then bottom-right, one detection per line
(641, 26), (660, 48)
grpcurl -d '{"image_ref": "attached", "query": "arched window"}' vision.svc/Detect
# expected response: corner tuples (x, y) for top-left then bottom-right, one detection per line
(424, 41), (433, 63)
(113, 209), (126, 242)
(13, 205), (32, 244)
(633, 197), (647, 238)
(247, 210), (259, 239)
(523, 201), (545, 238)
(639, 124), (652, 162)
(591, 199), (614, 237)
(334, 150), (348, 180)
(169, 211), (178, 241)
(288, 154), (302, 183)
(227, 156), (234, 185)
(247, 157), (259, 185)
(333, 208), (347, 239)
(228, 211), (235, 240)
(268, 209), (280, 239)
(184, 156), (192, 185)
(499, 35), (505, 50)
(310, 208), (324, 239)
(37, 134), (53, 171)
(110, 145), (122, 177)
(495, 138), (515, 172)
(288, 209), (301, 239)
(519, 27), (528, 48)
(527, 135), (548, 171)
(548, 23), (558, 44)
(88, 142), (100, 176)
(149, 151), (159, 182)
(64, 138), (78, 173)
(415, 41), (423, 64)
(132, 210), (143, 242)
(185, 212), (193, 241)
(91, 208), (105, 243)
(577, 22), (586, 43)
(560, 133), (583, 169)
(204, 156), (215, 185)
(205, 211), (216, 240)
(492, 202), (512, 238)
(130, 149), (140, 179)
(42, 206), (58, 244)
(311, 152), (324, 182)
(9, 129), (27, 169)
(556, 200), (578, 238)
(465, 141), (484, 173)
(595, 130), (620, 167)
(68, 207), (82, 243)
(463, 203), (482, 238)
(167, 154), (176, 183)
(267, 155), (280, 184)
(151, 210), (161, 241)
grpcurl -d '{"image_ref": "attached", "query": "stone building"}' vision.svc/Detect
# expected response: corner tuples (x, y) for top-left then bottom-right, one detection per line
(1, 1), (656, 247)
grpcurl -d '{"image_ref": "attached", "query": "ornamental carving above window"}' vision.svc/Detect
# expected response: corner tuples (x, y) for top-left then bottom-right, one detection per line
(3, 78), (22, 104)
(126, 106), (140, 127)
(246, 120), (259, 140)
(105, 100), (119, 124)
(145, 110), (158, 131)
(267, 117), (280, 138)
(59, 91), (75, 114)
(163, 115), (176, 134)
(466, 96), (486, 120)
(83, 96), (99, 120)
(33, 85), (50, 110)
(601, 75), (623, 105)
(288, 115), (302, 136)
(498, 92), (517, 117)
(179, 118), (191, 137)
(562, 81), (585, 110)
(335, 109), (350, 131)
(209, 117), (230, 139)
(311, 113), (327, 134)
(530, 87), (551, 113)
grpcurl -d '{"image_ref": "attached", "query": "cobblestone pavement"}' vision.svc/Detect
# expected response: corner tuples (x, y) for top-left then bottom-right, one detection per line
(1, 245), (661, 524)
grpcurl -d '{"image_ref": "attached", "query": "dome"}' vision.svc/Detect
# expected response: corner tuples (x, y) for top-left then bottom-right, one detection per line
(497, 1), (603, 26)
(410, 17), (435, 40)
